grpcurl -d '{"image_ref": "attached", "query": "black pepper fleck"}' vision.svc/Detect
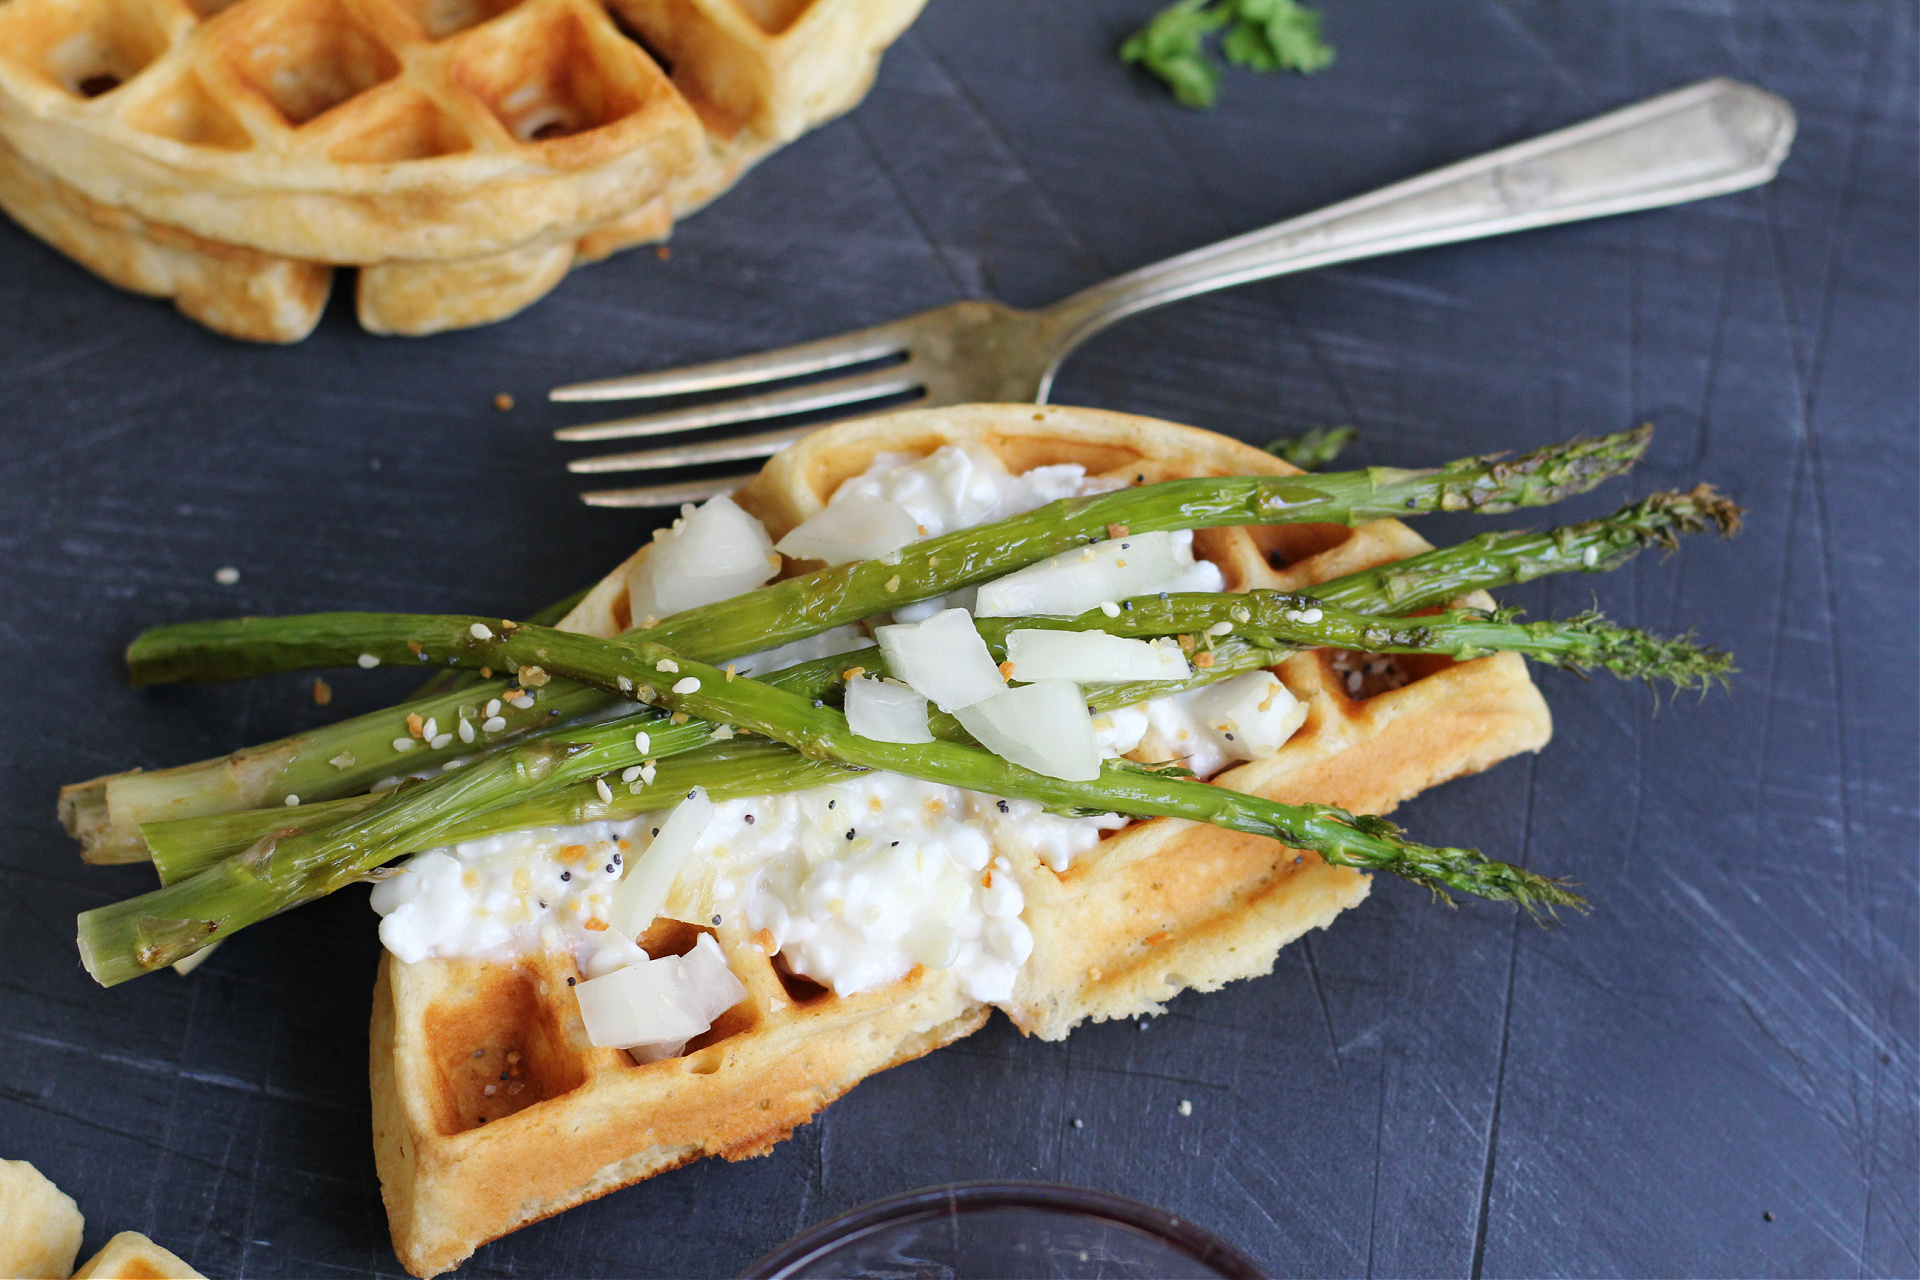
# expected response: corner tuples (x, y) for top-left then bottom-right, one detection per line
(560, 871), (571, 882)
(605, 864), (615, 874)
(828, 800), (835, 809)
(566, 976), (575, 986)
(499, 1071), (509, 1081)
(652, 828), (661, 837)
(1224, 732), (1235, 740)
(845, 828), (855, 840)
(997, 800), (1010, 813)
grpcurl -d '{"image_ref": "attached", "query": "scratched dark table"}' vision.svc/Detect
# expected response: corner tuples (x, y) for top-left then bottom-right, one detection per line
(2, 2), (1914, 1277)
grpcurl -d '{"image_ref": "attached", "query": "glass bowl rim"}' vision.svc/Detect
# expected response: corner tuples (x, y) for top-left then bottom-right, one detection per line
(740, 1179), (1267, 1279)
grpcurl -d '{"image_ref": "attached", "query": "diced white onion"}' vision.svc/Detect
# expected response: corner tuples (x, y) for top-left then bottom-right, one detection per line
(1191, 671), (1307, 760)
(610, 787), (714, 937)
(873, 608), (1005, 711)
(974, 531), (1189, 618)
(1004, 629), (1190, 683)
(774, 494), (921, 565)
(845, 677), (934, 743)
(575, 935), (748, 1056)
(953, 680), (1102, 781)
(628, 495), (777, 621)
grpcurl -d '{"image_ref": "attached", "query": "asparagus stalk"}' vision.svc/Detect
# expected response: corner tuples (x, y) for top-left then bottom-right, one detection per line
(97, 428), (1647, 834)
(81, 622), (1585, 985)
(81, 738), (862, 986)
(104, 483), (1738, 868)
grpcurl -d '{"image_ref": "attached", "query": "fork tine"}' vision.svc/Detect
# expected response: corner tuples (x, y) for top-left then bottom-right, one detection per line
(578, 473), (752, 508)
(549, 326), (908, 403)
(554, 366), (921, 443)
(567, 394), (925, 475)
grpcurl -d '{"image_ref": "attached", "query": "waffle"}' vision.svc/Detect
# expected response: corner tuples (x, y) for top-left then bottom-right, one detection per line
(370, 405), (1553, 1276)
(71, 1232), (205, 1280)
(0, 1158), (84, 1280)
(0, 0), (925, 337)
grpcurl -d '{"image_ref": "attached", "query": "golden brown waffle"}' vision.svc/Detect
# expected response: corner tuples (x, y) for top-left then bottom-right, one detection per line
(0, 0), (924, 337)
(370, 405), (1553, 1276)
(71, 1231), (205, 1280)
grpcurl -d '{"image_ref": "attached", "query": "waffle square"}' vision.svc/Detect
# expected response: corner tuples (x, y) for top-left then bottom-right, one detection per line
(0, 0), (926, 336)
(369, 405), (1552, 1275)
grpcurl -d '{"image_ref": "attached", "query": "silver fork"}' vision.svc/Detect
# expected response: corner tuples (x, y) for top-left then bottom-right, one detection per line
(552, 77), (1794, 508)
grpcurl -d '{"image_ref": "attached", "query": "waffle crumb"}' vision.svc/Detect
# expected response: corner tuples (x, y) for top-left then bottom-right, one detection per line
(312, 677), (332, 706)
(493, 393), (515, 412)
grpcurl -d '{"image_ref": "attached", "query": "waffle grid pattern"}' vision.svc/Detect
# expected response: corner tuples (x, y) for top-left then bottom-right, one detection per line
(370, 406), (1553, 1276)
(0, 0), (924, 337)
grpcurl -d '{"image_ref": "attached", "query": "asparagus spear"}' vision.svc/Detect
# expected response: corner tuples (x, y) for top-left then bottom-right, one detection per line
(88, 427), (1647, 848)
(81, 738), (861, 986)
(89, 613), (1592, 978)
(107, 483), (1738, 869)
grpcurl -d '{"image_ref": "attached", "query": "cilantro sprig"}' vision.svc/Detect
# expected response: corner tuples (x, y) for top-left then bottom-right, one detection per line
(1120, 0), (1334, 109)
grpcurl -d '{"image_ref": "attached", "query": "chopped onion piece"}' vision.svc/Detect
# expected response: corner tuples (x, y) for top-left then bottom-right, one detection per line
(677, 934), (749, 1024)
(953, 680), (1102, 781)
(573, 935), (746, 1055)
(628, 495), (777, 620)
(974, 530), (1189, 618)
(574, 956), (708, 1049)
(1004, 629), (1190, 682)
(774, 494), (921, 565)
(845, 677), (934, 743)
(1192, 671), (1307, 760)
(610, 787), (714, 937)
(874, 608), (1005, 711)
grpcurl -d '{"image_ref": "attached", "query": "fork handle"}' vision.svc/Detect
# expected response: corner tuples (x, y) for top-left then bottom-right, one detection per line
(1038, 78), (1794, 375)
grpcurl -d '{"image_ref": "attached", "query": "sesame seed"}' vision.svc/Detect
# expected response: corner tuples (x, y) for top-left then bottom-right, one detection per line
(672, 676), (700, 694)
(640, 764), (657, 784)
(711, 915), (721, 926)
(561, 871), (571, 882)
(1177, 1099), (1192, 1117)
(656, 659), (680, 673)
(392, 738), (417, 753)
(1299, 608), (1323, 623)
(1073, 1118), (1084, 1129)
(508, 694), (534, 710)
(622, 766), (643, 783)
(605, 863), (615, 874)
(422, 718), (438, 740)
(1099, 601), (1121, 617)
(486, 699), (502, 718)
(458, 719), (475, 744)
(214, 566), (240, 585)
(1583, 545), (1600, 567)
(634, 731), (651, 754)
(431, 733), (453, 750)
(482, 716), (507, 733)
(1206, 621), (1233, 637)
(828, 800), (835, 809)
(470, 622), (493, 640)
(596, 778), (613, 803)
(617, 675), (632, 693)
(284, 794), (300, 807)
(358, 653), (381, 669)
(846, 829), (855, 840)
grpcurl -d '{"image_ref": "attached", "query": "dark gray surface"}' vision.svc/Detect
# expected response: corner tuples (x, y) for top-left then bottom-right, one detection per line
(1, 2), (1914, 1277)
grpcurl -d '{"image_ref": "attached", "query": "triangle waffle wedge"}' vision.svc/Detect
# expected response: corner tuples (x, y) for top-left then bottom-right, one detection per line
(369, 405), (1553, 1276)
(0, 0), (925, 338)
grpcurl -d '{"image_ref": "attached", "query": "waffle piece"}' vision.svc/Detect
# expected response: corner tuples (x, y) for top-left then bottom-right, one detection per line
(0, 0), (924, 336)
(370, 405), (1552, 1276)
(0, 1158), (84, 1280)
(70, 1232), (204, 1280)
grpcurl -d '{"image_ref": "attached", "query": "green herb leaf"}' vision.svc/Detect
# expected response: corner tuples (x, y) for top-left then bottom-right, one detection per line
(1121, 0), (1333, 109)
(1221, 0), (1335, 74)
